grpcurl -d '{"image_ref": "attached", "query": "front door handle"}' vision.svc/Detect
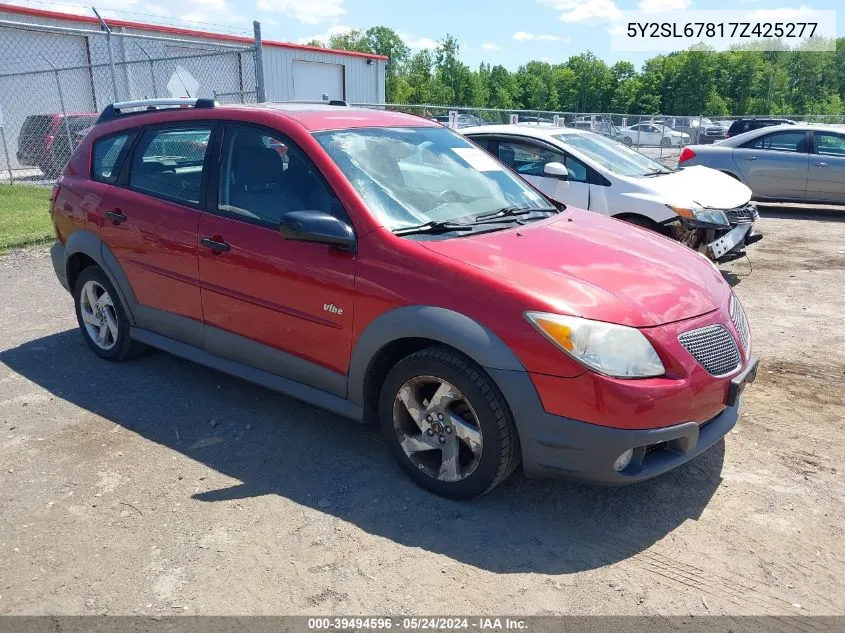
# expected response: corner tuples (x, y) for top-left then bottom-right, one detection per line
(813, 161), (829, 167)
(104, 209), (127, 225)
(200, 236), (231, 253)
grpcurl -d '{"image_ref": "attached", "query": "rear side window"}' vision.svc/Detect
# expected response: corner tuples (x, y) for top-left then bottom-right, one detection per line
(742, 131), (807, 152)
(20, 115), (52, 137)
(92, 133), (131, 183)
(129, 127), (212, 205)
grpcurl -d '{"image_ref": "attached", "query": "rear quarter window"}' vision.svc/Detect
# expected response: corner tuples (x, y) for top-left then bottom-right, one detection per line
(19, 115), (52, 141)
(92, 132), (131, 183)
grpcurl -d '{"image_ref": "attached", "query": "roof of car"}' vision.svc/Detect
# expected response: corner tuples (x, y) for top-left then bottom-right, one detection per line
(717, 122), (845, 146)
(248, 103), (442, 131)
(100, 102), (439, 133)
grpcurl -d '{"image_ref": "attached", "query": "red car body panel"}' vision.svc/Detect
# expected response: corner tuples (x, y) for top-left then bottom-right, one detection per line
(100, 186), (205, 323)
(420, 209), (728, 328)
(49, 104), (755, 485)
(197, 214), (357, 375)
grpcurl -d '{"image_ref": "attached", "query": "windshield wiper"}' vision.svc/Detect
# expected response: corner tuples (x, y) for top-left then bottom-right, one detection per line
(643, 169), (674, 177)
(392, 220), (475, 236)
(473, 205), (559, 222)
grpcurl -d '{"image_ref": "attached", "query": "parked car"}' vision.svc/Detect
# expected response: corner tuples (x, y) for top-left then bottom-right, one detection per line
(725, 118), (795, 138)
(463, 124), (761, 261)
(50, 98), (757, 499)
(670, 117), (726, 145)
(679, 124), (845, 204)
(16, 113), (98, 178)
(432, 113), (484, 128)
(619, 122), (690, 147)
(572, 119), (620, 140)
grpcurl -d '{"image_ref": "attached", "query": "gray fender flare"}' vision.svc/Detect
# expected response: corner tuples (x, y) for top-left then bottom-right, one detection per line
(346, 305), (526, 408)
(64, 230), (138, 326)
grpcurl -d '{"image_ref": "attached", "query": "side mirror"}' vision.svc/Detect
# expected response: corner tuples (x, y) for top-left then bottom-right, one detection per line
(543, 161), (569, 179)
(280, 211), (356, 250)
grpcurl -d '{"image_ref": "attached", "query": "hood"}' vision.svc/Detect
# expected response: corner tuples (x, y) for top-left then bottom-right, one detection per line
(422, 210), (729, 328)
(636, 165), (751, 210)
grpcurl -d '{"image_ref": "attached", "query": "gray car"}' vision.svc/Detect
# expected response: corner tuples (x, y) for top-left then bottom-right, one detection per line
(678, 124), (845, 204)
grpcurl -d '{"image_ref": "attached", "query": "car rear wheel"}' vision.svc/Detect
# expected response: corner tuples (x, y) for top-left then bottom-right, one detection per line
(379, 346), (520, 499)
(73, 266), (144, 361)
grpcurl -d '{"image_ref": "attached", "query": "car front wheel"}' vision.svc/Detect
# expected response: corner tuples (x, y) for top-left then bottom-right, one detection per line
(379, 346), (520, 499)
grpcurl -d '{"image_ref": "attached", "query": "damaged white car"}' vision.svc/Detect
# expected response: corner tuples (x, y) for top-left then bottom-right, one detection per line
(463, 124), (762, 261)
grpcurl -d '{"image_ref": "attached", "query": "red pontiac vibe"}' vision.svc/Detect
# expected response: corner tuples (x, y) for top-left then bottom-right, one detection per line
(48, 99), (758, 499)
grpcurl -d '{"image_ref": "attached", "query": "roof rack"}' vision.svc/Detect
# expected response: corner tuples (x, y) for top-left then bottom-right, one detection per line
(274, 99), (349, 107)
(96, 98), (217, 124)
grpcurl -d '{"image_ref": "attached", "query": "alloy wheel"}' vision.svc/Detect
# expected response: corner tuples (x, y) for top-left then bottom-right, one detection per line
(79, 280), (118, 351)
(392, 375), (483, 482)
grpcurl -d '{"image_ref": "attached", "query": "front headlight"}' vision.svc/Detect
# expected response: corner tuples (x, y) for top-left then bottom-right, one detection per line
(667, 205), (729, 227)
(525, 312), (665, 378)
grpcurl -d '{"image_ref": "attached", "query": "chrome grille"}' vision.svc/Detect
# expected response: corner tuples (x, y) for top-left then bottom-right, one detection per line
(678, 325), (741, 376)
(725, 204), (759, 224)
(730, 295), (751, 355)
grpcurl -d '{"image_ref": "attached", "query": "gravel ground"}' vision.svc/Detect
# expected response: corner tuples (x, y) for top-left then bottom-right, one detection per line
(0, 211), (843, 617)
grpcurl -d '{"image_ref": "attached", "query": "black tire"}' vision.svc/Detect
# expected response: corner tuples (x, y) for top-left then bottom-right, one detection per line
(622, 136), (633, 146)
(73, 266), (145, 361)
(379, 346), (520, 499)
(660, 137), (672, 148)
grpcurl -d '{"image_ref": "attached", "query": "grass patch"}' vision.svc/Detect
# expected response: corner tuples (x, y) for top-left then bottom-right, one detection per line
(0, 184), (53, 254)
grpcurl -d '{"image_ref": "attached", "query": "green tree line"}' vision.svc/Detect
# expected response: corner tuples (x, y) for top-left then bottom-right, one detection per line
(309, 27), (845, 115)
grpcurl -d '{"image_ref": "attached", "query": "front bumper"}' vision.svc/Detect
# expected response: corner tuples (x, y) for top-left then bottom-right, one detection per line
(698, 203), (762, 261)
(488, 358), (758, 484)
(708, 223), (751, 260)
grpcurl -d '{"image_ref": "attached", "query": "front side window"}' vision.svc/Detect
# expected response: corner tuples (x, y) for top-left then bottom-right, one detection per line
(742, 131), (807, 153)
(129, 127), (211, 204)
(815, 133), (845, 157)
(497, 139), (566, 177)
(218, 127), (342, 226)
(314, 126), (549, 231)
(92, 132), (130, 183)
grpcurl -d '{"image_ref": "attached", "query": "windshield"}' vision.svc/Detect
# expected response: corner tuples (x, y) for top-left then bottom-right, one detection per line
(314, 126), (549, 230)
(553, 133), (671, 177)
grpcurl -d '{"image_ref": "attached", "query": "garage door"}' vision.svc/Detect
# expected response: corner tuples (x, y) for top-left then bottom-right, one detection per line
(292, 61), (344, 101)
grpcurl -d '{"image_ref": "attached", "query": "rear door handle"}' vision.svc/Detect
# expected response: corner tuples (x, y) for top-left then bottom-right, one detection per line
(743, 156), (757, 161)
(813, 161), (828, 167)
(104, 209), (127, 224)
(200, 237), (230, 253)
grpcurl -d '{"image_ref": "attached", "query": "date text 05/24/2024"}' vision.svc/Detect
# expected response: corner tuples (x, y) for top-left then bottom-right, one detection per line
(307, 617), (528, 630)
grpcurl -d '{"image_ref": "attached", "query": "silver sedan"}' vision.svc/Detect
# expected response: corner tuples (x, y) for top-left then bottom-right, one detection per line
(678, 124), (845, 204)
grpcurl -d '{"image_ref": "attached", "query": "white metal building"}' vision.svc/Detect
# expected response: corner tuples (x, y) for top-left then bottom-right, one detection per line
(0, 2), (387, 105)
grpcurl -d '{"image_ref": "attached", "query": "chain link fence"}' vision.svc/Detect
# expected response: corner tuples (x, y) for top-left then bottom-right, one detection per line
(351, 103), (845, 168)
(0, 16), (263, 185)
